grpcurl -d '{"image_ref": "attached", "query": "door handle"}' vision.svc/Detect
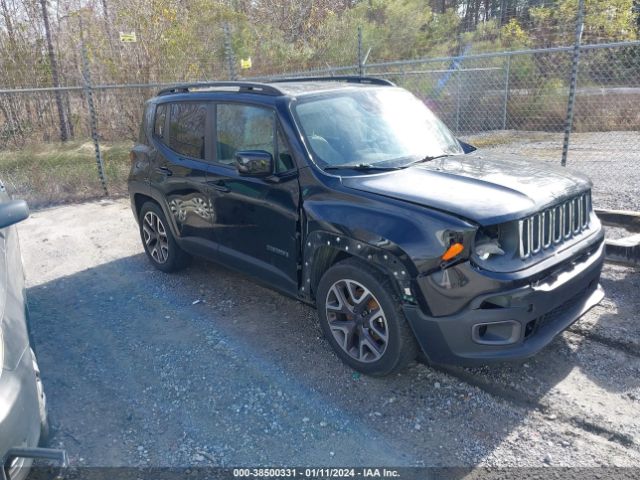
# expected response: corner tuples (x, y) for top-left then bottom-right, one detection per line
(208, 180), (230, 193)
(155, 166), (173, 176)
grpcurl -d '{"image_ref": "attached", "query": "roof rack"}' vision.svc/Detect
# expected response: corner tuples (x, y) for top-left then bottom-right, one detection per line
(157, 81), (284, 97)
(268, 76), (396, 87)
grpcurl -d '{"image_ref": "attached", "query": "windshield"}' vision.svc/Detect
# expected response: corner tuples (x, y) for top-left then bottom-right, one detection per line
(294, 88), (463, 169)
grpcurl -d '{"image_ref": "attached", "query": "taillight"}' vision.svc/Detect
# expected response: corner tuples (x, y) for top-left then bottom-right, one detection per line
(129, 151), (136, 163)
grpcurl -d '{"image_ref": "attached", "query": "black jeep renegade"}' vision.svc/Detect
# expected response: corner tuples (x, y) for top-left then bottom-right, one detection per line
(128, 77), (605, 376)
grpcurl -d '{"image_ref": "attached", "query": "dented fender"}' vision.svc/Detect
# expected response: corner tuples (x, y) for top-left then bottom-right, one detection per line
(301, 230), (417, 304)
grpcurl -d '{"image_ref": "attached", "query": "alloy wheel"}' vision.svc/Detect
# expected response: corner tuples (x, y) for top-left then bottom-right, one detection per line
(142, 211), (169, 264)
(325, 279), (389, 363)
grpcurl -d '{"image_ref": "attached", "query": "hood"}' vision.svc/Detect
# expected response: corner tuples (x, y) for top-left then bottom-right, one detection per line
(340, 151), (592, 226)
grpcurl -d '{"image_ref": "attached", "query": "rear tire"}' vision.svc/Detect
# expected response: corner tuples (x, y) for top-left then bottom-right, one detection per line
(139, 202), (190, 273)
(316, 258), (418, 376)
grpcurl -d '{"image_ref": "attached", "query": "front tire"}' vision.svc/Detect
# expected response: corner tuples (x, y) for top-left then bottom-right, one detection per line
(139, 202), (190, 273)
(316, 258), (418, 376)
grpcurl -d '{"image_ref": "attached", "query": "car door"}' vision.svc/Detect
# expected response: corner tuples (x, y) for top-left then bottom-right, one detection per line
(149, 101), (217, 252)
(206, 102), (300, 294)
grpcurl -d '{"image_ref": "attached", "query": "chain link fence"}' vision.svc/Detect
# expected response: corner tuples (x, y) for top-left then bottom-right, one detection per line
(0, 37), (639, 209)
(348, 41), (640, 211)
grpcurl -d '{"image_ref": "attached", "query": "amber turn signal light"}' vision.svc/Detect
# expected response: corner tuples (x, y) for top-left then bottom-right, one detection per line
(441, 242), (464, 261)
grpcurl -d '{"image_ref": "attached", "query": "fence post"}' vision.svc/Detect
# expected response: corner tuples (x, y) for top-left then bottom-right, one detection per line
(223, 23), (238, 81)
(455, 63), (462, 135)
(561, 0), (585, 166)
(80, 37), (108, 197)
(502, 54), (511, 130)
(358, 26), (363, 77)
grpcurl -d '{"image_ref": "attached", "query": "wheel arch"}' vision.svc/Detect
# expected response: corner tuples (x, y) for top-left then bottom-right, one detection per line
(132, 190), (182, 240)
(303, 231), (417, 305)
(133, 192), (153, 220)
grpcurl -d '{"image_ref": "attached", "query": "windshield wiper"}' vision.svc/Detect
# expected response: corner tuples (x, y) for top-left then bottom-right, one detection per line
(324, 163), (403, 172)
(405, 153), (456, 168)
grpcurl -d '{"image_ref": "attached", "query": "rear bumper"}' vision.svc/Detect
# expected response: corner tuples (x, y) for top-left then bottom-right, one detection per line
(404, 239), (605, 366)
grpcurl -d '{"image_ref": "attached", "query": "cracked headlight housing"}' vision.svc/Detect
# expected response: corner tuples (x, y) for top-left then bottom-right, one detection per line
(474, 226), (505, 260)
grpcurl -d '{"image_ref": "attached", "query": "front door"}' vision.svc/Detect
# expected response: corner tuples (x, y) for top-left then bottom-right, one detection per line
(207, 103), (300, 294)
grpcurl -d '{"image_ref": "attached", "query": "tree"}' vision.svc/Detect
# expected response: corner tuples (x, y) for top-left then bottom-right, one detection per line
(39, 0), (70, 141)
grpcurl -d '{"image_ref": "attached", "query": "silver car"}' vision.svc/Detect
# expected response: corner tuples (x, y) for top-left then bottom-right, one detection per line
(0, 186), (66, 480)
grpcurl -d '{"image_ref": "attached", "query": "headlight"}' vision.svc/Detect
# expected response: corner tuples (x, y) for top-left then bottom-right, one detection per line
(474, 227), (506, 260)
(475, 237), (505, 260)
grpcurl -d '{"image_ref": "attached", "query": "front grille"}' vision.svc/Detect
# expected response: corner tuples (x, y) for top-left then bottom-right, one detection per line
(518, 191), (591, 259)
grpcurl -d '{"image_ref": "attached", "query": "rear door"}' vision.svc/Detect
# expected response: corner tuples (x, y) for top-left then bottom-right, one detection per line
(206, 103), (300, 294)
(149, 101), (217, 251)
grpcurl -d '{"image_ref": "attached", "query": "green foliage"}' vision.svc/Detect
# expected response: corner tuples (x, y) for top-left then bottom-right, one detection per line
(500, 19), (530, 48)
(585, 0), (637, 41)
(1, 0), (638, 86)
(530, 0), (637, 46)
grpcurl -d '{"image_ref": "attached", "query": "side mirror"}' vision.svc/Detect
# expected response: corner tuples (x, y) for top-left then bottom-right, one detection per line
(235, 150), (273, 177)
(458, 140), (477, 153)
(0, 200), (29, 229)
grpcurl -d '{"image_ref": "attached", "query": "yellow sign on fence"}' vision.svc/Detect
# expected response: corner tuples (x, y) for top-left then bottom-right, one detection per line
(119, 32), (137, 43)
(240, 57), (252, 69)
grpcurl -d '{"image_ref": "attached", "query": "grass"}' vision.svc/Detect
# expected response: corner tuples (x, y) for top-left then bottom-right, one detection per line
(0, 140), (132, 208)
(464, 130), (564, 148)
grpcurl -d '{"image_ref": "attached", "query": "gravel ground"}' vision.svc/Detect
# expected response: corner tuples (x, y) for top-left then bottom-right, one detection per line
(17, 199), (640, 472)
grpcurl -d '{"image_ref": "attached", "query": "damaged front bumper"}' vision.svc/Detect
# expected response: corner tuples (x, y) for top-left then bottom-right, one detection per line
(404, 235), (606, 366)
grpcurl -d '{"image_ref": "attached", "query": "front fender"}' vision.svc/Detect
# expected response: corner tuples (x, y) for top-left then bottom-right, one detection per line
(301, 195), (478, 307)
(304, 195), (477, 265)
(302, 230), (417, 304)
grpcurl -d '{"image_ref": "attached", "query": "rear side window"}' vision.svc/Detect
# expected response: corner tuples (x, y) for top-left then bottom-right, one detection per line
(138, 103), (154, 143)
(168, 103), (207, 160)
(153, 104), (167, 139)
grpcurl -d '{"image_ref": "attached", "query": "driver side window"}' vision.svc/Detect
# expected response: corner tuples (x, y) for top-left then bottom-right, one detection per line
(216, 104), (275, 166)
